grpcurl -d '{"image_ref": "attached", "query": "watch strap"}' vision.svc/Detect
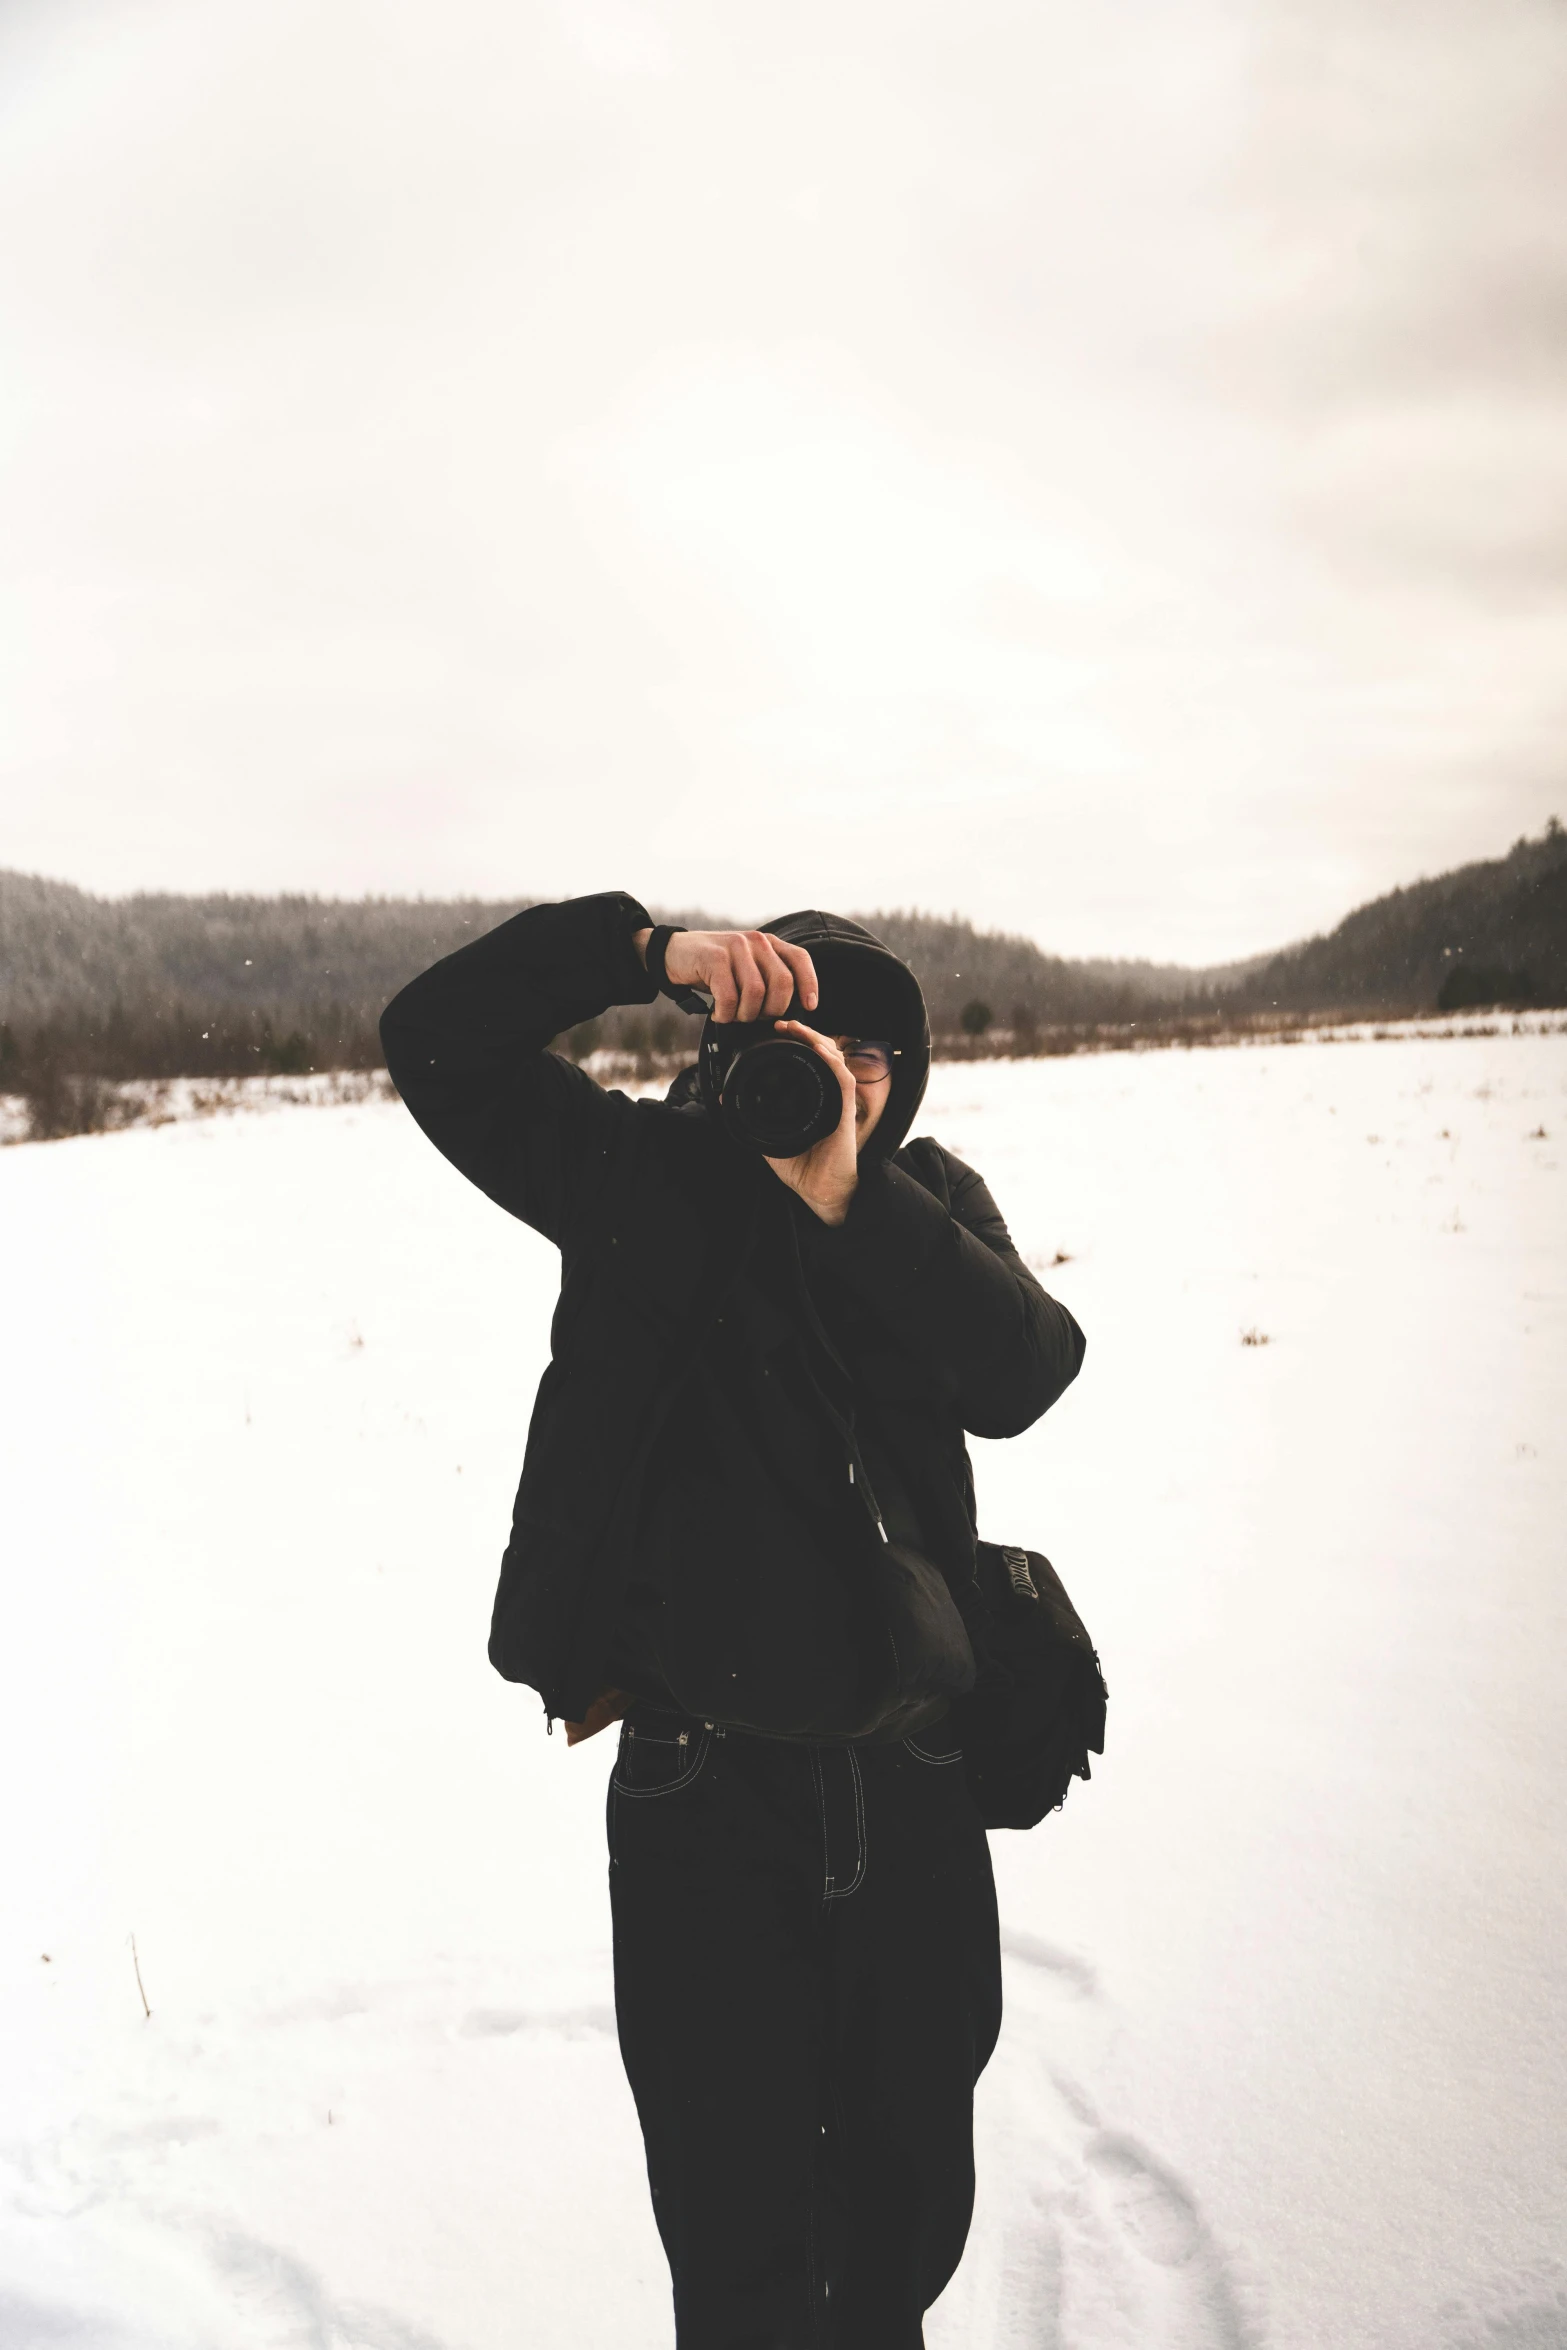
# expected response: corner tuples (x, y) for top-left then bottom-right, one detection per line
(645, 925), (711, 1016)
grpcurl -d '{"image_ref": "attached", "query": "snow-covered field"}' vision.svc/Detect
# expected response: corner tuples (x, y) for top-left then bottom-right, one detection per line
(2, 1032), (1563, 2350)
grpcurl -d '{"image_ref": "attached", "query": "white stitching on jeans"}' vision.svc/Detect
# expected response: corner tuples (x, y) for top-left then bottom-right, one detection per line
(902, 1736), (964, 1766)
(824, 1749), (868, 1902)
(611, 1726), (713, 1800)
(810, 1748), (832, 1898)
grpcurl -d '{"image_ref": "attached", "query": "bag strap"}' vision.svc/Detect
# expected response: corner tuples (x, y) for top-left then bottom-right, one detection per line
(781, 1212), (891, 1546)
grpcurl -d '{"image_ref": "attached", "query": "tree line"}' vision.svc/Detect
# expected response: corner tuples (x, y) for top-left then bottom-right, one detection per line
(3, 823), (1562, 1136)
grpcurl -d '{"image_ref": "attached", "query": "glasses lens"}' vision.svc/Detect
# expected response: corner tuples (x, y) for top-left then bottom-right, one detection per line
(842, 1040), (893, 1080)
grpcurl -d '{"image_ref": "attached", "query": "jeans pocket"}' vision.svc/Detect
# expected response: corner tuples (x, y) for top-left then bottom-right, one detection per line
(612, 1720), (712, 1798)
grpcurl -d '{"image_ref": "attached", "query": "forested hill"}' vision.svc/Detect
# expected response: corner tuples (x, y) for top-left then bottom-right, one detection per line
(1228, 821), (1567, 1015)
(0, 872), (1228, 1033)
(1, 821), (1563, 1091)
(0, 875), (1224, 1074)
(0, 873), (508, 1032)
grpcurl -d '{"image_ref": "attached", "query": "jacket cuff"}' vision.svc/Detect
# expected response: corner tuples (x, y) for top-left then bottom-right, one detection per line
(597, 892), (660, 1007)
(799, 1158), (951, 1304)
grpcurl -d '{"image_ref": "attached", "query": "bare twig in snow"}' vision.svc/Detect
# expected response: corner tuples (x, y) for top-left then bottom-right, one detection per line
(130, 1933), (151, 2019)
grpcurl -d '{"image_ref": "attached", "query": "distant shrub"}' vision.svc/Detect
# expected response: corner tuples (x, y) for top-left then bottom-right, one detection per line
(261, 1026), (313, 1076)
(960, 999), (994, 1037)
(556, 1006), (695, 1076)
(560, 1017), (602, 1063)
(0, 1007), (382, 1094)
(24, 1066), (114, 1142)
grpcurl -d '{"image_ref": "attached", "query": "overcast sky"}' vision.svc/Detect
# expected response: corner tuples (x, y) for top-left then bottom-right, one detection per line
(1, 0), (1564, 960)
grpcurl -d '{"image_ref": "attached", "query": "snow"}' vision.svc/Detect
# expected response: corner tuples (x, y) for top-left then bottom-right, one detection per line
(1, 1030), (1564, 2350)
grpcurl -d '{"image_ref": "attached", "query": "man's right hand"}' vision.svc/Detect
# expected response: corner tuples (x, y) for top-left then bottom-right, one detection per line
(633, 927), (819, 1024)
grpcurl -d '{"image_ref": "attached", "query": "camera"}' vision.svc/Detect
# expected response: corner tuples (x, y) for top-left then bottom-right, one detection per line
(699, 1018), (843, 1157)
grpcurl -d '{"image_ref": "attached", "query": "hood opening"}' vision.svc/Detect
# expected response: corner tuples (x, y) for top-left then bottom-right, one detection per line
(665, 911), (929, 1162)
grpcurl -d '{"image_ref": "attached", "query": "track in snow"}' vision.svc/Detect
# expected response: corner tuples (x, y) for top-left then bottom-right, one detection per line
(931, 1936), (1259, 2350)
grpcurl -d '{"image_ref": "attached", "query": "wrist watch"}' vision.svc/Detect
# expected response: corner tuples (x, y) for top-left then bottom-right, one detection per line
(645, 925), (710, 1016)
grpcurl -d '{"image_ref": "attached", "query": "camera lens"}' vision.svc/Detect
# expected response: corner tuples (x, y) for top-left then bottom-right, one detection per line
(722, 1039), (841, 1156)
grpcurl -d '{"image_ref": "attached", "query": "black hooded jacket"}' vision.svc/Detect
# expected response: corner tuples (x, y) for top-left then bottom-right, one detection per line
(380, 891), (1086, 1727)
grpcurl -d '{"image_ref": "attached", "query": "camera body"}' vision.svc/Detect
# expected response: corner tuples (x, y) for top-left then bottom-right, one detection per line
(698, 1015), (843, 1158)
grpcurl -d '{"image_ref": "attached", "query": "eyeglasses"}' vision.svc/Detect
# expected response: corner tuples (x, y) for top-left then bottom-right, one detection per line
(839, 1038), (898, 1082)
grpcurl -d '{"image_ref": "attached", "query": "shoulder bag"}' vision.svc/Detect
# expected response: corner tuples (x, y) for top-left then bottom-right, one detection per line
(954, 1541), (1108, 1829)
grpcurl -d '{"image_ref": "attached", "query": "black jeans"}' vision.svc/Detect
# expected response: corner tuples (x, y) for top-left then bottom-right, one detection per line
(608, 1704), (1002, 2349)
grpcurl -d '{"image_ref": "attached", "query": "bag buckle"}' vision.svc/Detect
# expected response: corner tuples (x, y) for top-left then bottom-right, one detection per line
(1001, 1545), (1039, 1602)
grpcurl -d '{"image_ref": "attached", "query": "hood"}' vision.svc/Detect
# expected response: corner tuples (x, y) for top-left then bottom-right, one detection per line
(665, 911), (930, 1163)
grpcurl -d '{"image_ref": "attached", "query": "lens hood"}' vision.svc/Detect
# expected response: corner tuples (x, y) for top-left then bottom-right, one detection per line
(702, 1026), (842, 1157)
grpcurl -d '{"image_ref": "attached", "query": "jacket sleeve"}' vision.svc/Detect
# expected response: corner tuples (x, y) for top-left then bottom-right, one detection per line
(800, 1145), (1085, 1438)
(379, 890), (659, 1247)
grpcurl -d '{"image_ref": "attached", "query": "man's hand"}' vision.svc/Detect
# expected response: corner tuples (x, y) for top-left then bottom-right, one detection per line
(632, 928), (857, 1222)
(764, 1022), (860, 1227)
(633, 927), (818, 1024)
(564, 1688), (630, 1746)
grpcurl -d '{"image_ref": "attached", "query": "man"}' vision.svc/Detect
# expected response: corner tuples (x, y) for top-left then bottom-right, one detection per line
(381, 893), (1085, 2348)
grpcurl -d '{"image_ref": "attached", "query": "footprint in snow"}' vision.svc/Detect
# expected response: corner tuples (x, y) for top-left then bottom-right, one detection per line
(1065, 2135), (1257, 2350)
(929, 1938), (1258, 2350)
(1439, 2266), (1567, 2350)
